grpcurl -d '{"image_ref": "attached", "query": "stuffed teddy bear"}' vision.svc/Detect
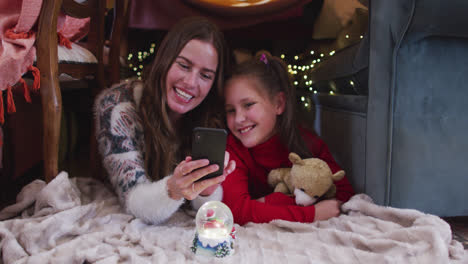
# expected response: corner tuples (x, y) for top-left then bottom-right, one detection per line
(267, 152), (345, 206)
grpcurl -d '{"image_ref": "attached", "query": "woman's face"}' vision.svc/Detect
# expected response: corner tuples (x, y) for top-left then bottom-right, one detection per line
(165, 39), (218, 121)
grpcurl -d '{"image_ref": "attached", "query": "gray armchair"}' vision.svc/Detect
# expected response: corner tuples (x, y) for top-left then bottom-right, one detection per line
(304, 0), (468, 216)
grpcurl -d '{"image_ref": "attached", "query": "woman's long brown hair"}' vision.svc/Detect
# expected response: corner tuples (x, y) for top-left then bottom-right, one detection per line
(227, 51), (312, 158)
(140, 17), (229, 180)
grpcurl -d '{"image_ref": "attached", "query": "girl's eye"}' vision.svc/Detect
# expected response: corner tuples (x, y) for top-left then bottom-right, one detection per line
(225, 108), (235, 114)
(245, 102), (256, 108)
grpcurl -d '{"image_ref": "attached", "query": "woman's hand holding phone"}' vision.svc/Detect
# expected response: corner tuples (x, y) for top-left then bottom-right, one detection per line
(199, 151), (236, 196)
(166, 152), (236, 200)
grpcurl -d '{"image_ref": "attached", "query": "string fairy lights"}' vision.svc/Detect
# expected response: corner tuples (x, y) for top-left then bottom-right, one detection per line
(126, 42), (157, 80)
(279, 34), (365, 109)
(123, 33), (365, 109)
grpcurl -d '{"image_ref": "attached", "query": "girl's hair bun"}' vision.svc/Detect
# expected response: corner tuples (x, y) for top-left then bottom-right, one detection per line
(254, 50), (273, 60)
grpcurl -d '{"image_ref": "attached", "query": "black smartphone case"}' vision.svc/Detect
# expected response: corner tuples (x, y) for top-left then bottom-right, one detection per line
(191, 127), (227, 181)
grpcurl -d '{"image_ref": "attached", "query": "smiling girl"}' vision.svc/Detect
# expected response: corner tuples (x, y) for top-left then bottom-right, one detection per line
(222, 51), (354, 225)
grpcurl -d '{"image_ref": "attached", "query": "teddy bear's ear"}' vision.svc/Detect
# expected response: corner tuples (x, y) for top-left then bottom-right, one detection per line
(288, 152), (304, 165)
(332, 170), (345, 181)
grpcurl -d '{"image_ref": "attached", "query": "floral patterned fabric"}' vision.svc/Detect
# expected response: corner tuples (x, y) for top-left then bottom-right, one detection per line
(94, 80), (149, 204)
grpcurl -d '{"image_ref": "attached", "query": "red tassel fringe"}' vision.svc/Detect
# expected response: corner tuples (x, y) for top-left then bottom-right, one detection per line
(7, 86), (16, 114)
(19, 78), (32, 103)
(57, 32), (72, 49)
(4, 28), (33, 39)
(28, 65), (41, 91)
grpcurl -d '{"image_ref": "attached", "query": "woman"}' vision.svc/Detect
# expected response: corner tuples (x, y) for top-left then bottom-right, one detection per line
(94, 17), (235, 224)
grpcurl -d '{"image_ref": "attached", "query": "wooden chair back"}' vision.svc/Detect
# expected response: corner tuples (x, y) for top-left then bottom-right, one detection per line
(36, 0), (129, 182)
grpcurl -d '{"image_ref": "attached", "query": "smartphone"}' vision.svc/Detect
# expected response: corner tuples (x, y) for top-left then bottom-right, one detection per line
(191, 127), (227, 182)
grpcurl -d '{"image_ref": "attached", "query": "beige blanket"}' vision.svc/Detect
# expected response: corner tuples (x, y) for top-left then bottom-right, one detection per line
(0, 172), (466, 264)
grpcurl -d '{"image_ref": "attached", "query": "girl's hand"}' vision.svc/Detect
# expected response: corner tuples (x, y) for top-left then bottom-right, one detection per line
(313, 199), (343, 221)
(199, 151), (236, 196)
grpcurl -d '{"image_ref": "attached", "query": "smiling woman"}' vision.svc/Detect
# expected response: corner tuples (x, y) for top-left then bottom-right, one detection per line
(93, 17), (236, 225)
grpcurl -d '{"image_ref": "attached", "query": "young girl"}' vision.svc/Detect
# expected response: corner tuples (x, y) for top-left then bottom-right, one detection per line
(94, 17), (235, 225)
(222, 52), (354, 225)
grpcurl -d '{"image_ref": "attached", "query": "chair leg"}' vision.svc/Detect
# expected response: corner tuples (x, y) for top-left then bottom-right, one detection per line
(36, 0), (62, 182)
(40, 82), (62, 183)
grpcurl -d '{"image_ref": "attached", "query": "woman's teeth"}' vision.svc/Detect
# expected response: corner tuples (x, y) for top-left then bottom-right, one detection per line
(175, 88), (193, 101)
(240, 126), (254, 134)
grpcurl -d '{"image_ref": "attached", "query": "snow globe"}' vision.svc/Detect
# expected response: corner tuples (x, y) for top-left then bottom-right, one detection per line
(191, 201), (236, 258)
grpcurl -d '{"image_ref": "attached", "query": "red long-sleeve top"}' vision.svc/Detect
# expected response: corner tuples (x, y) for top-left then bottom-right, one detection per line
(222, 128), (355, 225)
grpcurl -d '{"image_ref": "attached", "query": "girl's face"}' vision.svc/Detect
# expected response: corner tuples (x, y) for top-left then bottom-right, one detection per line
(225, 76), (285, 148)
(166, 39), (218, 121)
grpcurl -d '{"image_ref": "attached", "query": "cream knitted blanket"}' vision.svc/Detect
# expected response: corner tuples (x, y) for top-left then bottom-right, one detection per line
(0, 172), (466, 264)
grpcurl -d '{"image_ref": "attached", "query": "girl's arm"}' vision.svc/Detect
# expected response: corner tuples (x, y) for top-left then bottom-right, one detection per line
(222, 151), (316, 226)
(257, 135), (353, 221)
(95, 83), (184, 224)
(261, 192), (296, 205)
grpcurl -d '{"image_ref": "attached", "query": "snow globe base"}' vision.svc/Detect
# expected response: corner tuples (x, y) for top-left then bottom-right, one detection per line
(191, 232), (235, 258)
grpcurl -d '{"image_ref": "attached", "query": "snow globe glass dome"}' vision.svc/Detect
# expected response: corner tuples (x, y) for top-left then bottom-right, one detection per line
(191, 201), (236, 258)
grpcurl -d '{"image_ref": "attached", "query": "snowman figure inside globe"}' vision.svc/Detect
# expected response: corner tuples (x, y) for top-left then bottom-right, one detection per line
(191, 201), (236, 258)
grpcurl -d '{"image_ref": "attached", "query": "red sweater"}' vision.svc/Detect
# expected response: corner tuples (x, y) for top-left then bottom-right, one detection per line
(222, 128), (355, 225)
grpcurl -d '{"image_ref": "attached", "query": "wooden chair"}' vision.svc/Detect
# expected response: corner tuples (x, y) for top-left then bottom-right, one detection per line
(36, 0), (129, 182)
